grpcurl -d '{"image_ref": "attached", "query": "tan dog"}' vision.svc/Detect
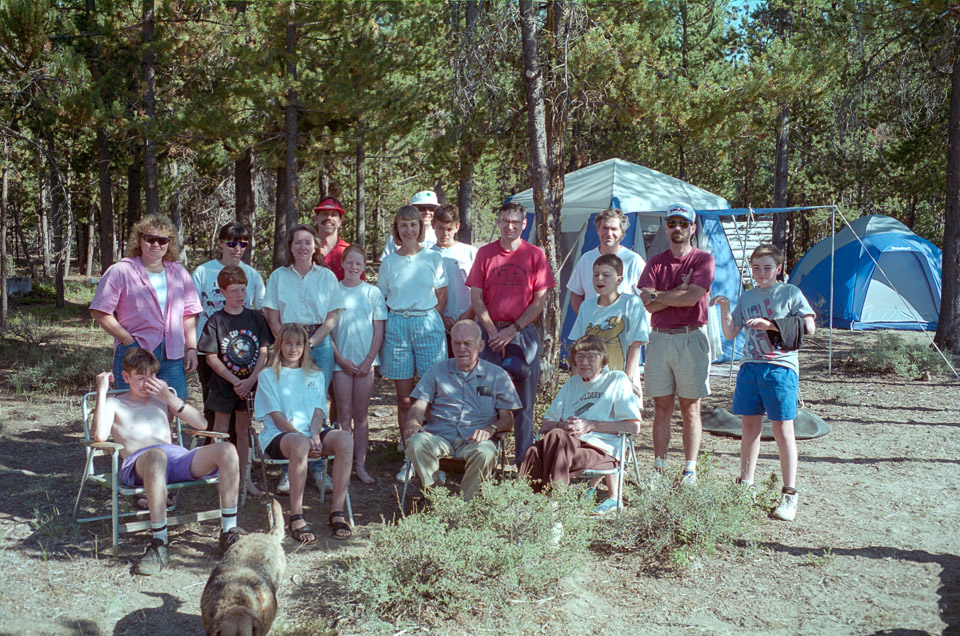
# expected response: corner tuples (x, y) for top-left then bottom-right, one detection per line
(201, 499), (286, 636)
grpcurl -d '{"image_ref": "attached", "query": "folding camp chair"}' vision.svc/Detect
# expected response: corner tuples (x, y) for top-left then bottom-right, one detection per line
(72, 390), (229, 555)
(246, 417), (354, 528)
(398, 430), (510, 513)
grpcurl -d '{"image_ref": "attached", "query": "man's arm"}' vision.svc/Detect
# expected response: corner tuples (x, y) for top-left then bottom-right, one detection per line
(92, 372), (117, 442)
(145, 376), (206, 430)
(470, 286), (496, 335)
(650, 283), (709, 308)
(570, 292), (584, 314)
(403, 399), (429, 441)
(467, 408), (514, 443)
(489, 288), (548, 352)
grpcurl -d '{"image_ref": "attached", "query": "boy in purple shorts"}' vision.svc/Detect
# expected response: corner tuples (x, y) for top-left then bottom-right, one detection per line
(711, 244), (816, 521)
(93, 348), (242, 575)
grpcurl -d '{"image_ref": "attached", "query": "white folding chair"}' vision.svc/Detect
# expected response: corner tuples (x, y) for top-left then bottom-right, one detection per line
(72, 390), (228, 555)
(578, 432), (642, 518)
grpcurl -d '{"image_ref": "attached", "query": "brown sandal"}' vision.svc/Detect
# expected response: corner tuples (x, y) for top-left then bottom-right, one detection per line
(329, 511), (352, 540)
(289, 514), (316, 544)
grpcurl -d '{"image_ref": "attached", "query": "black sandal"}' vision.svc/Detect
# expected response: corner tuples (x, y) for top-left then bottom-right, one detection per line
(289, 513), (316, 544)
(329, 511), (352, 540)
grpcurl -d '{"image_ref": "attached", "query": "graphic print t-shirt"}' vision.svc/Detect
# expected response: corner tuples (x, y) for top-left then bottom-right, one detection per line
(198, 307), (275, 395)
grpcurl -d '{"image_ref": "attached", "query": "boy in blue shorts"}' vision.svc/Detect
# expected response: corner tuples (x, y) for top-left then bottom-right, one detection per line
(93, 348), (241, 575)
(711, 244), (816, 521)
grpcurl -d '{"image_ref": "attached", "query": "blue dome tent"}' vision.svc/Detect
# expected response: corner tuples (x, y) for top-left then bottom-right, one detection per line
(789, 215), (942, 331)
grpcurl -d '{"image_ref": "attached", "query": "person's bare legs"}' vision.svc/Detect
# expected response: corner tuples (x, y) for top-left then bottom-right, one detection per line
(678, 397), (702, 464)
(279, 434), (313, 541)
(652, 395), (675, 461)
(394, 377), (416, 443)
(233, 411), (261, 496)
(739, 414), (764, 483)
(352, 370), (375, 483)
(772, 420), (797, 489)
(321, 429), (353, 538)
(189, 442), (240, 510)
(135, 449), (169, 524)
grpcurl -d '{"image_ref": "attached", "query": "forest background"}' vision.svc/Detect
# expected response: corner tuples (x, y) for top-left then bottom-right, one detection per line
(0, 0), (958, 359)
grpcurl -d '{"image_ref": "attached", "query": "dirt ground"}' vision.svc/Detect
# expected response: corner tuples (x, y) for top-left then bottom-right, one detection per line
(0, 329), (958, 635)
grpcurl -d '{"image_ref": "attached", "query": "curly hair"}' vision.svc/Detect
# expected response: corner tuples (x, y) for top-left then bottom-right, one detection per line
(126, 214), (181, 262)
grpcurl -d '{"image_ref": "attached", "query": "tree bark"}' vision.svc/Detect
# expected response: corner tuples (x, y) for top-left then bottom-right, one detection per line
(1, 137), (8, 329)
(273, 164), (288, 271)
(13, 199), (35, 278)
(142, 0), (159, 217)
(772, 104), (790, 251)
(169, 159), (184, 266)
(283, 12), (299, 234)
(48, 135), (65, 308)
(457, 160), (474, 244)
(519, 0), (565, 387)
(86, 198), (95, 277)
(40, 154), (51, 278)
(64, 167), (73, 278)
(235, 147), (255, 264)
(97, 130), (115, 271)
(935, 39), (960, 354)
(127, 142), (143, 232)
(356, 138), (366, 247)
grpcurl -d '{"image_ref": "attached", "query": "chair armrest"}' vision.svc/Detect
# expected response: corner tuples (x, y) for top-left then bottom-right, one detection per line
(84, 441), (124, 452)
(183, 430), (230, 440)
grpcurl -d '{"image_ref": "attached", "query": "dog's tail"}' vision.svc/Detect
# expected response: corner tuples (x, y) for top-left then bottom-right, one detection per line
(268, 498), (284, 540)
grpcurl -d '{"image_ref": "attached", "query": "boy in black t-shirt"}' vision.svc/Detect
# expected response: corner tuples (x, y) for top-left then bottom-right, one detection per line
(198, 265), (274, 496)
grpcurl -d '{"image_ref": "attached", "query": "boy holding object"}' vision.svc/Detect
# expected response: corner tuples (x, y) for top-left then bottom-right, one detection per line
(711, 244), (816, 521)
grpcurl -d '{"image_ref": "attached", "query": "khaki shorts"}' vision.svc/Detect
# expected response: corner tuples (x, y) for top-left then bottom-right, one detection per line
(644, 327), (711, 399)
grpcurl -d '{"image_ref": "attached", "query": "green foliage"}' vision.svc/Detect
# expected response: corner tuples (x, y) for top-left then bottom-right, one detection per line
(336, 479), (593, 629)
(845, 332), (948, 378)
(597, 456), (768, 571)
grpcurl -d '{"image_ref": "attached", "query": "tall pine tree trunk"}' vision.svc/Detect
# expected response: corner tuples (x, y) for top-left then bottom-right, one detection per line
(235, 148), (255, 264)
(1, 137), (8, 329)
(283, 13), (299, 234)
(97, 130), (115, 271)
(86, 198), (95, 276)
(273, 165), (288, 271)
(356, 138), (366, 247)
(457, 161), (474, 244)
(142, 0), (159, 217)
(40, 154), (51, 278)
(127, 143), (143, 233)
(64, 167), (73, 278)
(935, 38), (960, 354)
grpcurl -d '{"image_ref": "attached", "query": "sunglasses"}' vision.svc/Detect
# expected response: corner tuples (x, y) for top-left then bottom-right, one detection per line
(225, 240), (249, 248)
(142, 234), (171, 246)
(666, 220), (691, 229)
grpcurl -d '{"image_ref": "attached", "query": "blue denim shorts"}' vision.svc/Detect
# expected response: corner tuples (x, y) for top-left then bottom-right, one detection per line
(731, 363), (799, 421)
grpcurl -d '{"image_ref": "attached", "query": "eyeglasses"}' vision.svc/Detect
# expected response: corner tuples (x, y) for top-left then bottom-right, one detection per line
(666, 220), (691, 229)
(142, 234), (171, 246)
(574, 352), (603, 363)
(225, 240), (248, 248)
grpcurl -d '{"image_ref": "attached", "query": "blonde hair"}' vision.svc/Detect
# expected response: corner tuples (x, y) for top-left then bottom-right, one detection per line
(269, 324), (318, 379)
(126, 214), (181, 262)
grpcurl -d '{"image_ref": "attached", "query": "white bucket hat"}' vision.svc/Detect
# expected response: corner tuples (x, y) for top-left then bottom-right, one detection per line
(409, 191), (439, 207)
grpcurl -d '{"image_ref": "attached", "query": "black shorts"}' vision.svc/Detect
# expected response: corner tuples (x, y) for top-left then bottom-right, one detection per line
(264, 429), (332, 460)
(204, 388), (249, 415)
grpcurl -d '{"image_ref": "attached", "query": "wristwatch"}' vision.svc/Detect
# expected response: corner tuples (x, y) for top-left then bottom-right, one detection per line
(649, 290), (658, 301)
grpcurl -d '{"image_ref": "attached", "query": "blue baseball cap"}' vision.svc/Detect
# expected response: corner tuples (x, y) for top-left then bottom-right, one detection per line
(666, 202), (696, 223)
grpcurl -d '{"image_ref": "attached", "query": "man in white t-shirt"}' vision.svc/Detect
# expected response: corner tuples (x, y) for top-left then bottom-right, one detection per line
(568, 208), (646, 314)
(380, 190), (438, 259)
(430, 203), (477, 355)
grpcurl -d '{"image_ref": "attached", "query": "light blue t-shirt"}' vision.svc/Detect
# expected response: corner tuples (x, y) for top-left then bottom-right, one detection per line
(544, 369), (642, 458)
(570, 294), (649, 371)
(254, 366), (327, 449)
(378, 248), (448, 312)
(332, 282), (388, 370)
(731, 282), (814, 374)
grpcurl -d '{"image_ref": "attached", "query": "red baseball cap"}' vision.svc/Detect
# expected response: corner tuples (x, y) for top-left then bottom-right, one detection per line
(313, 197), (345, 216)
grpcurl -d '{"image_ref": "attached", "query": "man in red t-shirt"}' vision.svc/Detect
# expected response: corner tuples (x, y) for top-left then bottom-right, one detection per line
(637, 202), (715, 485)
(467, 202), (556, 464)
(313, 197), (364, 282)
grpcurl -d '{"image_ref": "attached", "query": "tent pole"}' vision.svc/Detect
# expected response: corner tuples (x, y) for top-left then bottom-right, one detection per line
(727, 208), (753, 388)
(829, 204), (836, 377)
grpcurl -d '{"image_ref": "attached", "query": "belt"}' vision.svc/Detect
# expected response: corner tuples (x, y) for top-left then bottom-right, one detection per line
(495, 320), (519, 328)
(652, 326), (702, 334)
(390, 309), (433, 317)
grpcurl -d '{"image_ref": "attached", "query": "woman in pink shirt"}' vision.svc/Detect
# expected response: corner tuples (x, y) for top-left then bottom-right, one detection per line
(90, 214), (202, 399)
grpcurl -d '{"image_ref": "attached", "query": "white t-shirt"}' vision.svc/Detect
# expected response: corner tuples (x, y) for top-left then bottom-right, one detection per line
(191, 259), (266, 337)
(567, 246), (646, 300)
(380, 228), (437, 260)
(263, 264), (345, 325)
(332, 282), (388, 370)
(147, 270), (168, 316)
(431, 242), (478, 320)
(570, 294), (650, 371)
(254, 366), (327, 449)
(544, 369), (642, 458)
(377, 248), (448, 312)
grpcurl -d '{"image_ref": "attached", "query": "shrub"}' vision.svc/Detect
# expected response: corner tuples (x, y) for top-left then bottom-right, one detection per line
(596, 456), (769, 571)
(336, 478), (594, 629)
(845, 332), (947, 378)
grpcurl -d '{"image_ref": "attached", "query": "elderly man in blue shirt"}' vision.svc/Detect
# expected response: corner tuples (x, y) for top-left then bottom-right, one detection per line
(403, 320), (521, 500)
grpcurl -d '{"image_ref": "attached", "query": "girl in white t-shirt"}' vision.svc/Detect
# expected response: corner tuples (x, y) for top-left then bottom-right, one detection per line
(254, 324), (353, 542)
(331, 245), (386, 484)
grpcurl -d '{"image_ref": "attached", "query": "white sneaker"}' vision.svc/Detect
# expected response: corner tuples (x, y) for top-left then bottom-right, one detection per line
(680, 470), (697, 486)
(311, 470), (334, 493)
(276, 472), (290, 495)
(433, 470), (447, 486)
(396, 465), (414, 483)
(647, 468), (664, 488)
(773, 491), (799, 521)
